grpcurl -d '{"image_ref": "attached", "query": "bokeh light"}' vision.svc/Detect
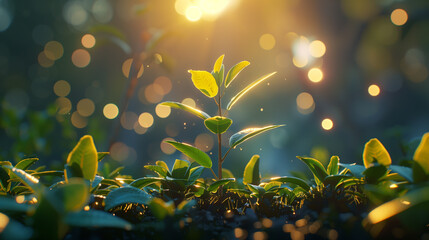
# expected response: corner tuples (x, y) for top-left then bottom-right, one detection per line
(110, 142), (129, 162)
(81, 34), (96, 48)
(368, 84), (380, 96)
(391, 9), (408, 26)
(77, 98), (95, 117)
(142, 84), (164, 103)
(154, 76), (172, 95)
(122, 58), (144, 78)
(259, 34), (276, 51)
(71, 111), (88, 128)
(55, 97), (72, 115)
(296, 92), (314, 110)
(321, 118), (334, 130)
(44, 41), (64, 61)
(38, 51), (54, 68)
(103, 103), (119, 119)
(71, 49), (91, 68)
(160, 137), (176, 155)
(194, 133), (214, 152)
(182, 98), (196, 108)
(155, 104), (171, 118)
(308, 68), (323, 83)
(134, 122), (147, 135)
(309, 40), (326, 58)
(0, 212), (10, 232)
(176, 0), (232, 22)
(121, 111), (138, 130)
(185, 6), (203, 22)
(138, 112), (154, 128)
(53, 80), (71, 97)
(292, 37), (311, 68)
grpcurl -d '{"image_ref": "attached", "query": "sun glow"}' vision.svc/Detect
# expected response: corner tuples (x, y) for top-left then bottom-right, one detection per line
(176, 0), (233, 22)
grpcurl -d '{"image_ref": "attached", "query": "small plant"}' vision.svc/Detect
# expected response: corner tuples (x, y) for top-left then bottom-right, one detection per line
(161, 55), (283, 180)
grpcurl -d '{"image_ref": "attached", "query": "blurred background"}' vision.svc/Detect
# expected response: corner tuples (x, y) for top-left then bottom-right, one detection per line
(1, 0), (428, 178)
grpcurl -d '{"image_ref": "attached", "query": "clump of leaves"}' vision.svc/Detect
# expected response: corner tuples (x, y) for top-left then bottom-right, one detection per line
(161, 55), (284, 180)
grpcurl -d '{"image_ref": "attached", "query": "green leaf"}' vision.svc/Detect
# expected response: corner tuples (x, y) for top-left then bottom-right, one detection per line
(97, 152), (109, 162)
(171, 159), (189, 179)
(4, 166), (41, 193)
(212, 65), (225, 87)
(327, 156), (339, 175)
(188, 70), (218, 98)
(149, 198), (175, 220)
(104, 186), (152, 210)
(263, 181), (281, 191)
(165, 141), (212, 168)
(207, 178), (235, 193)
(213, 54), (224, 73)
(0, 197), (34, 213)
(204, 116), (233, 134)
(15, 158), (38, 170)
(246, 184), (265, 197)
(224, 61), (250, 88)
(130, 177), (163, 189)
(66, 135), (98, 181)
(412, 162), (428, 183)
(229, 125), (284, 148)
(269, 176), (310, 191)
(66, 210), (132, 230)
(297, 156), (328, 184)
(413, 132), (429, 174)
(226, 71), (276, 110)
(48, 178), (89, 212)
(0, 164), (11, 191)
(363, 138), (392, 168)
(187, 166), (204, 185)
(156, 161), (170, 173)
(363, 165), (388, 184)
(323, 175), (352, 187)
(144, 165), (168, 178)
(31, 171), (64, 177)
(339, 163), (366, 178)
(243, 155), (260, 185)
(222, 168), (235, 178)
(389, 165), (413, 182)
(108, 166), (124, 179)
(160, 101), (211, 120)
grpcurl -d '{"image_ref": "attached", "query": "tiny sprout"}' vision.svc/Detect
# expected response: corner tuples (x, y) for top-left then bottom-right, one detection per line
(161, 55), (284, 180)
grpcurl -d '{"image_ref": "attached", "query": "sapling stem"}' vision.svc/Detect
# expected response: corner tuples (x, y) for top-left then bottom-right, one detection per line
(209, 168), (218, 180)
(217, 92), (223, 180)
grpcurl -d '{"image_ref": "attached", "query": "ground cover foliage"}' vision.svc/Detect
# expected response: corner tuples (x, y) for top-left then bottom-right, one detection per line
(1, 56), (429, 239)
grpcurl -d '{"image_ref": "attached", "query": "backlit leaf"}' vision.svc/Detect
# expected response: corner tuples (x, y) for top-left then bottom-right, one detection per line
(243, 155), (260, 185)
(363, 138), (392, 168)
(327, 156), (339, 175)
(207, 178), (235, 193)
(165, 141), (212, 168)
(187, 166), (204, 185)
(15, 158), (38, 170)
(226, 71), (276, 110)
(229, 125), (284, 149)
(4, 165), (41, 193)
(213, 55), (224, 73)
(413, 132), (429, 174)
(339, 163), (366, 178)
(149, 198), (175, 220)
(204, 116), (233, 134)
(66, 135), (98, 181)
(130, 177), (163, 189)
(144, 165), (168, 178)
(297, 156), (328, 184)
(188, 70), (218, 98)
(160, 101), (210, 120)
(171, 159), (189, 179)
(224, 61), (250, 88)
(104, 186), (152, 210)
(48, 178), (89, 212)
(270, 176), (311, 191)
(97, 152), (109, 162)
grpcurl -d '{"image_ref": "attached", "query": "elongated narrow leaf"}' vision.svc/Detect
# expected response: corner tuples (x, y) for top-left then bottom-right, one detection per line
(224, 61), (250, 88)
(229, 125), (284, 148)
(204, 116), (232, 134)
(4, 166), (40, 193)
(212, 65), (225, 87)
(105, 187), (152, 210)
(66, 210), (132, 230)
(187, 166), (204, 185)
(171, 159), (189, 179)
(243, 155), (260, 185)
(66, 135), (98, 181)
(160, 101), (210, 120)
(227, 71), (276, 110)
(413, 132), (429, 174)
(15, 158), (38, 170)
(130, 177), (163, 189)
(31, 171), (64, 177)
(363, 138), (392, 168)
(327, 156), (339, 175)
(297, 157), (328, 184)
(207, 178), (235, 193)
(165, 141), (212, 168)
(97, 152), (109, 162)
(270, 176), (311, 191)
(188, 70), (218, 98)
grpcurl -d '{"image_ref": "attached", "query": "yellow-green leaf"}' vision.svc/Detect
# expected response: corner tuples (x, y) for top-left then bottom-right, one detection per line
(188, 70), (218, 98)
(227, 72), (277, 110)
(225, 61), (250, 88)
(229, 125), (284, 148)
(413, 132), (429, 174)
(204, 116), (232, 134)
(363, 138), (392, 168)
(165, 141), (212, 168)
(243, 155), (260, 185)
(213, 55), (224, 73)
(160, 101), (211, 120)
(66, 135), (98, 181)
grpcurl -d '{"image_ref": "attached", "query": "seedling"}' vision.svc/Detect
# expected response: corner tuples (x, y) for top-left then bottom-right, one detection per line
(161, 55), (284, 180)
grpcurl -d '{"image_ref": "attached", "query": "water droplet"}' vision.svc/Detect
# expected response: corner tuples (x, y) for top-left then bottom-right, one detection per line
(260, 148), (262, 151)
(184, 122), (187, 125)
(239, 147), (243, 151)
(267, 83), (270, 86)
